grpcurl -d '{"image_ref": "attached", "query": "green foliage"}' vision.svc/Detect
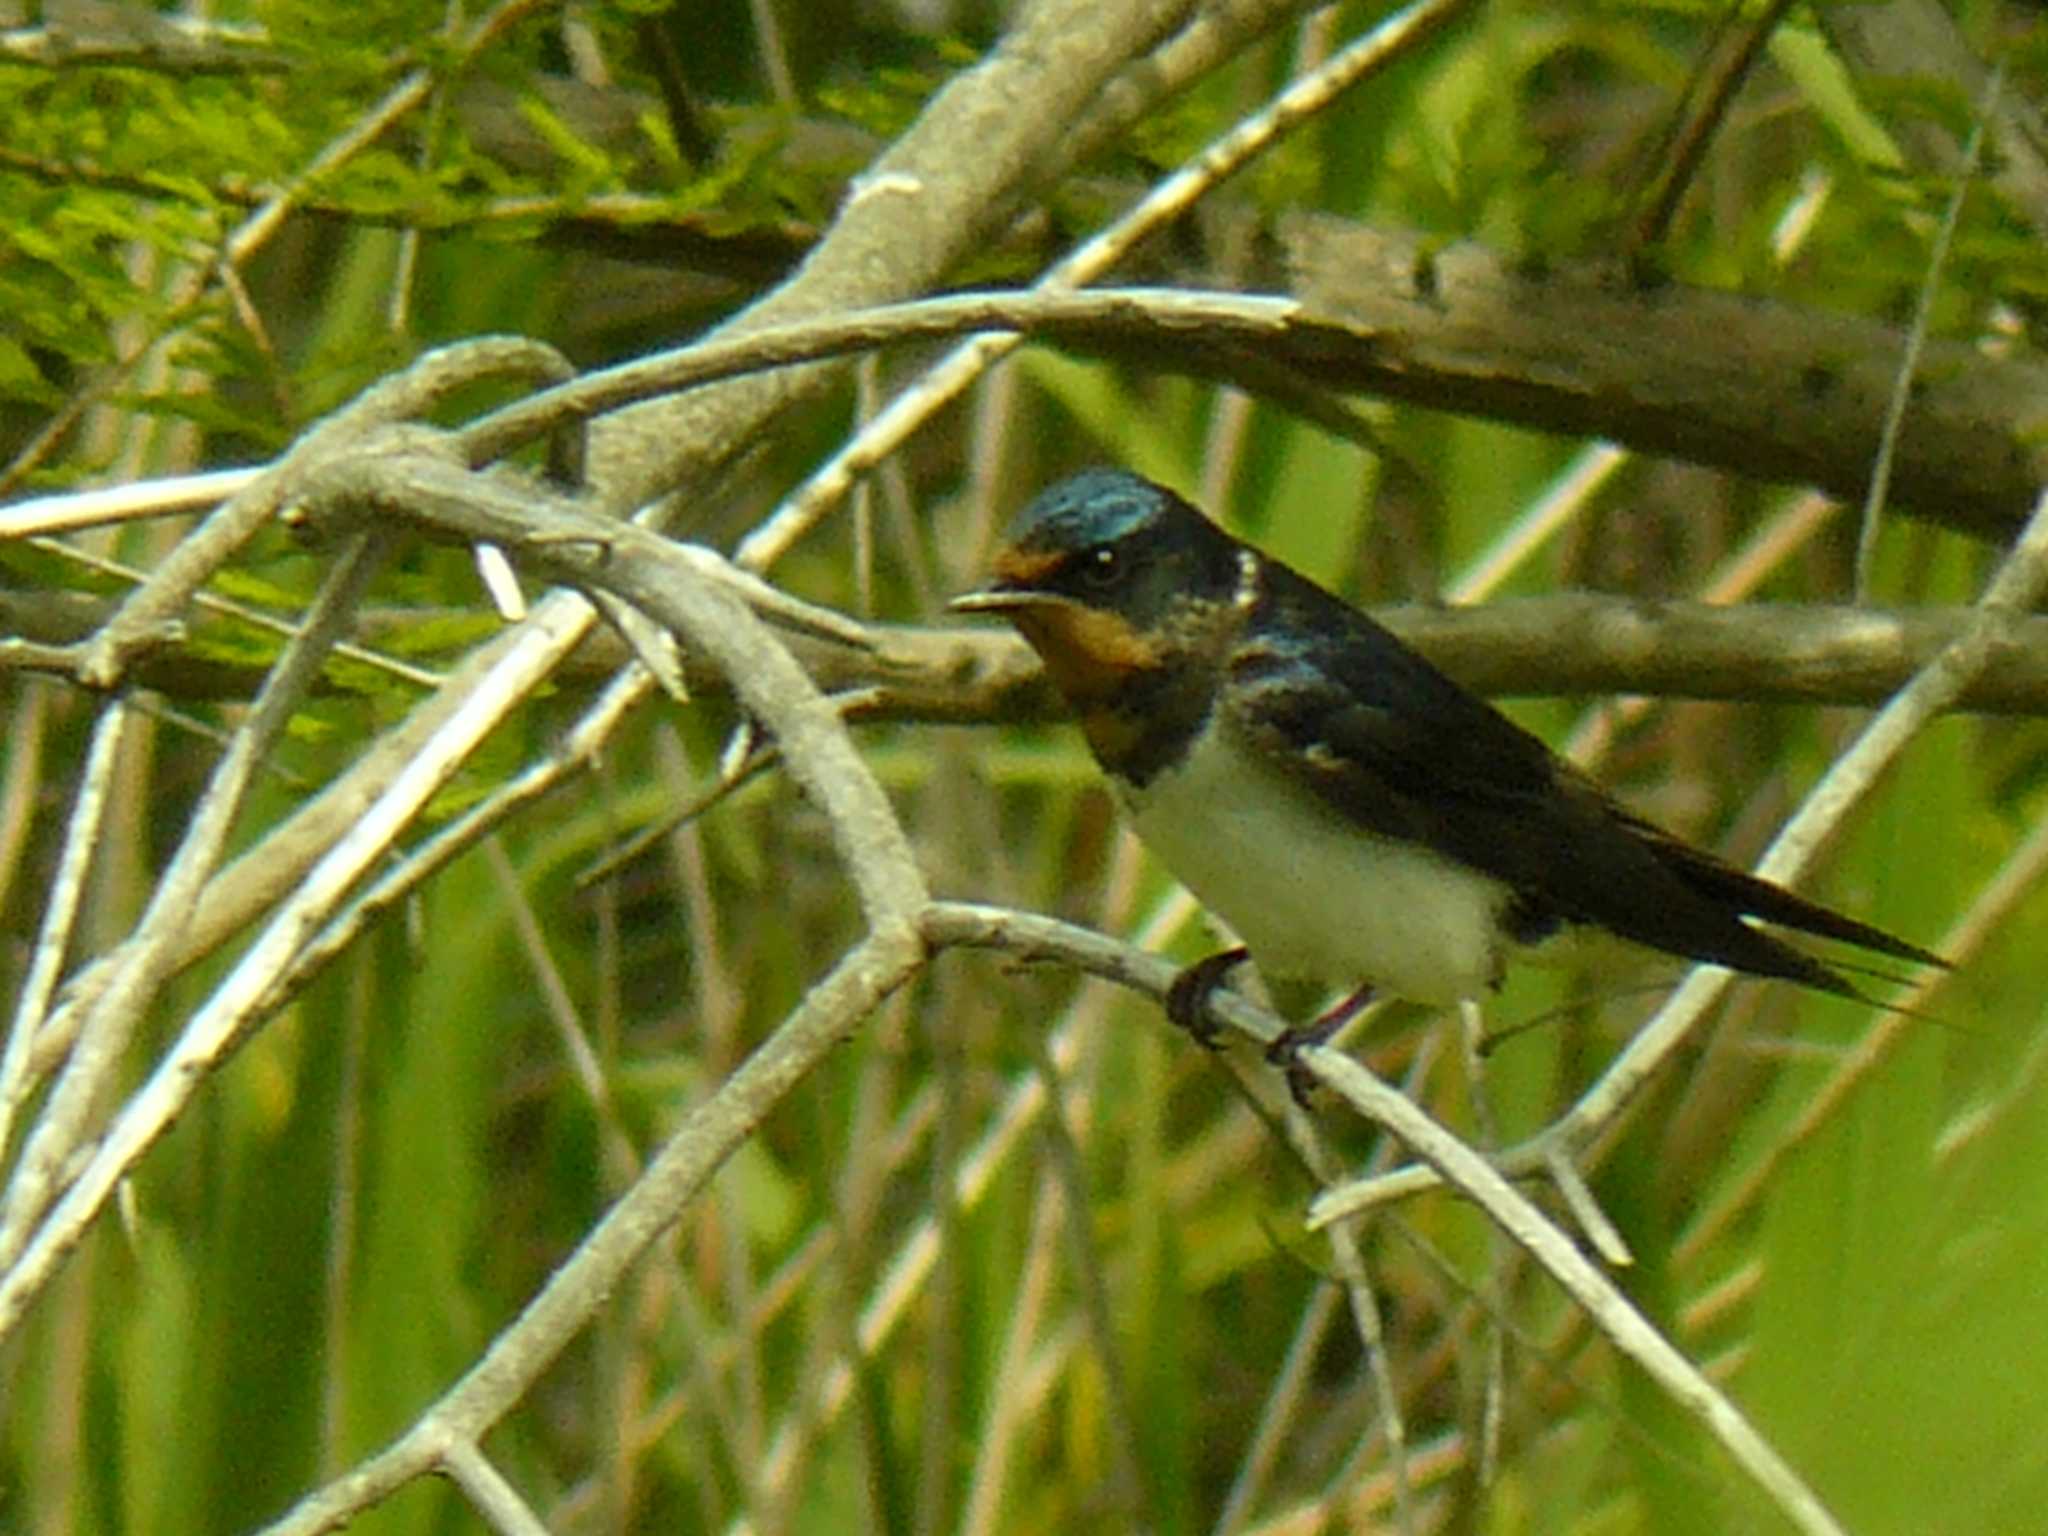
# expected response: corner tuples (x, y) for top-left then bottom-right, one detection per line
(814, 49), (970, 144)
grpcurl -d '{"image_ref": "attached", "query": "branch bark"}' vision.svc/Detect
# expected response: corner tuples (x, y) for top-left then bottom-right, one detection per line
(16, 585), (2048, 717)
(1277, 214), (2048, 541)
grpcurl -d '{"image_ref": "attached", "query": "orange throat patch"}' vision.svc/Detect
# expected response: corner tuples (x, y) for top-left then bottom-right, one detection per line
(1009, 603), (1161, 707)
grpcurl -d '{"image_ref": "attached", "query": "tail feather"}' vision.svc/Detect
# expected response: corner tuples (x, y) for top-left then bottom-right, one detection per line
(1673, 909), (1871, 1001)
(1659, 840), (1947, 973)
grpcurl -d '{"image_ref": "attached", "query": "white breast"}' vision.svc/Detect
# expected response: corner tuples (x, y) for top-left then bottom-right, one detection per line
(1118, 717), (1512, 1006)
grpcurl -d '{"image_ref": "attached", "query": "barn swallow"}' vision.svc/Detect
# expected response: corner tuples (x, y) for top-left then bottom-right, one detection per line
(952, 469), (1943, 1090)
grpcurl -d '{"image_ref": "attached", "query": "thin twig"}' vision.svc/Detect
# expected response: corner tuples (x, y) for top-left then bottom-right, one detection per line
(441, 1440), (553, 1536)
(24, 532), (444, 689)
(1306, 1044), (1843, 1535)
(1855, 61), (2002, 597)
(0, 533), (387, 1298)
(461, 287), (1303, 467)
(920, 902), (1846, 1536)
(254, 931), (926, 1536)
(0, 466), (259, 538)
(1626, 0), (1803, 254)
(72, 336), (572, 690)
(0, 701), (129, 1162)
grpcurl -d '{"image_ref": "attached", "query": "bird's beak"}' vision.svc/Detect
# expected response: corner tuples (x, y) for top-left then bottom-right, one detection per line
(948, 587), (1072, 616)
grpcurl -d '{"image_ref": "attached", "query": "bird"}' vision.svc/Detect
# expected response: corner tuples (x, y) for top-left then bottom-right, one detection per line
(951, 469), (1944, 1092)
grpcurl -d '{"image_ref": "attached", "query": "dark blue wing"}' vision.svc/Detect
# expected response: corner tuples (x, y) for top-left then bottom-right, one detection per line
(1222, 558), (1934, 984)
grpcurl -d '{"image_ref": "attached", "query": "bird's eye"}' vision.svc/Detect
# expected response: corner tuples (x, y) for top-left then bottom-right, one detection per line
(1078, 546), (1122, 590)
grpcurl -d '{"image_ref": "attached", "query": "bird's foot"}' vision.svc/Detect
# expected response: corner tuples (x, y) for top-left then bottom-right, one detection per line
(1165, 947), (1251, 1047)
(1265, 985), (1376, 1109)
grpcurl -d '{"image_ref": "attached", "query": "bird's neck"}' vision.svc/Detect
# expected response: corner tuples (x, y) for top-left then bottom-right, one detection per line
(1076, 657), (1220, 788)
(1067, 602), (1242, 788)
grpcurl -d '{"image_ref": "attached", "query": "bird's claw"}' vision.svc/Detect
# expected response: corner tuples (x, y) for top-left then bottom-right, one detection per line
(1263, 986), (1374, 1110)
(1165, 947), (1250, 1048)
(1264, 1029), (1322, 1110)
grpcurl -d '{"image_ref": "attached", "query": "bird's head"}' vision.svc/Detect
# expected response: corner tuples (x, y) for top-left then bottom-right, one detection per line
(951, 470), (1246, 706)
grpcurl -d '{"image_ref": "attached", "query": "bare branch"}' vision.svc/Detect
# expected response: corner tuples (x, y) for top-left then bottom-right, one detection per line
(19, 584), (2048, 717)
(0, 14), (285, 73)
(1283, 216), (2048, 541)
